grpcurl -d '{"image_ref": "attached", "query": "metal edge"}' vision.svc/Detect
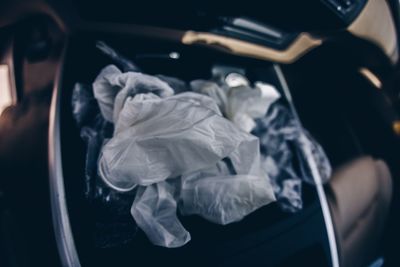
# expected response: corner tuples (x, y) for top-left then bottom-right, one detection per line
(273, 64), (340, 267)
(48, 40), (81, 267)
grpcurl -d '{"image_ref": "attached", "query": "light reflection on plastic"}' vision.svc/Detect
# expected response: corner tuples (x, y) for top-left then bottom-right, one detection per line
(0, 64), (12, 116)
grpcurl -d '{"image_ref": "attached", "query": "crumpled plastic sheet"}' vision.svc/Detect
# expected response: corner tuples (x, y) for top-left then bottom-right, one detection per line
(72, 55), (332, 247)
(191, 78), (332, 213)
(72, 83), (138, 248)
(70, 46), (190, 248)
(179, 160), (274, 225)
(190, 80), (280, 133)
(93, 65), (275, 247)
(253, 103), (332, 212)
(93, 65), (175, 124)
(97, 91), (260, 189)
(252, 103), (305, 212)
(156, 74), (189, 94)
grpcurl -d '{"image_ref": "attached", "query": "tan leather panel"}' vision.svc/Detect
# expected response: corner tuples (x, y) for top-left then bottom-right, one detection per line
(181, 31), (322, 64)
(348, 0), (399, 63)
(327, 157), (392, 267)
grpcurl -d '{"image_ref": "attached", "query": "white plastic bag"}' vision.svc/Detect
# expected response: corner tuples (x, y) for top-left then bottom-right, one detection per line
(97, 91), (260, 190)
(180, 161), (274, 225)
(191, 78), (331, 213)
(131, 181), (190, 248)
(93, 65), (174, 123)
(93, 65), (276, 247)
(191, 80), (280, 132)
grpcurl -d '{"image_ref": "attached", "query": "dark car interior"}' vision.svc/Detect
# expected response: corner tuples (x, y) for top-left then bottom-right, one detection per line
(1, 1), (400, 267)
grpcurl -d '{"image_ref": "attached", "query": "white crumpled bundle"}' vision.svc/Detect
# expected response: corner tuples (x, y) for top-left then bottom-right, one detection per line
(190, 77), (332, 213)
(93, 65), (276, 248)
(191, 80), (280, 133)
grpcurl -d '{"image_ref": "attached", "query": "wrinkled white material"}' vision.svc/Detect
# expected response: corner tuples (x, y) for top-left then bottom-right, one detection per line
(191, 80), (280, 132)
(98, 91), (261, 189)
(131, 181), (191, 248)
(224, 72), (250, 87)
(94, 65), (276, 247)
(180, 161), (274, 225)
(191, 79), (332, 213)
(131, 161), (274, 247)
(93, 65), (174, 123)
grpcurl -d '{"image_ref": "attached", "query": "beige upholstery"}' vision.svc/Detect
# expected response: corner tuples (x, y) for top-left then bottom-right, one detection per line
(326, 157), (392, 267)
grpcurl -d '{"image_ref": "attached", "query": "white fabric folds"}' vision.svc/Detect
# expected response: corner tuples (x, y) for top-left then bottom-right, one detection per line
(93, 65), (276, 247)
